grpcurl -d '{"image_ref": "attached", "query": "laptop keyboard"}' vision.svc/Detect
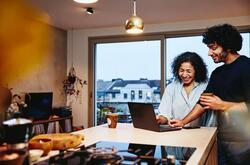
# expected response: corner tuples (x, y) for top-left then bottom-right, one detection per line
(159, 124), (172, 128)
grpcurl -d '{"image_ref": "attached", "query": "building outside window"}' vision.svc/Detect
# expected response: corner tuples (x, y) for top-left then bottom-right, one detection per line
(139, 90), (143, 99)
(131, 90), (135, 100)
(124, 93), (127, 99)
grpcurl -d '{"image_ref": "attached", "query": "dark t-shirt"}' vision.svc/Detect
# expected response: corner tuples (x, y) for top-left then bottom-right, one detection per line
(205, 56), (250, 141)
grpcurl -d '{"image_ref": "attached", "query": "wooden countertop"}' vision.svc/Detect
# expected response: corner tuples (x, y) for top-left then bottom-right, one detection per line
(72, 123), (217, 165)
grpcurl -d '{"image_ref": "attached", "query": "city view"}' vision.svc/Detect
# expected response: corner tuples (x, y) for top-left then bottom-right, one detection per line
(96, 78), (165, 125)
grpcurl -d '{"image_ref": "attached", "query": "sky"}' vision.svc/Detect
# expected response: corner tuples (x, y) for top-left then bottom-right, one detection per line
(96, 33), (249, 81)
(96, 40), (161, 81)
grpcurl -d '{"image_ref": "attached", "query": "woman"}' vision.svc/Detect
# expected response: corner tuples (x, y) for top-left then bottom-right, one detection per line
(157, 51), (208, 126)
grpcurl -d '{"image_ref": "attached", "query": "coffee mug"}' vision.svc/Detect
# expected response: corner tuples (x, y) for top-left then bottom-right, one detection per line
(106, 113), (118, 128)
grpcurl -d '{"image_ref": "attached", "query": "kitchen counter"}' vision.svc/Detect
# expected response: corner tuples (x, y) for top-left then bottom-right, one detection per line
(36, 123), (217, 165)
(73, 123), (217, 165)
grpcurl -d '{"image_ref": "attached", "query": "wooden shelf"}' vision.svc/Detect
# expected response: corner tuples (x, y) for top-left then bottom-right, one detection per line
(32, 116), (73, 135)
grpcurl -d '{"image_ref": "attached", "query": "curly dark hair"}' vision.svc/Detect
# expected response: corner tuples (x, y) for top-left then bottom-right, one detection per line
(172, 52), (208, 83)
(202, 24), (242, 53)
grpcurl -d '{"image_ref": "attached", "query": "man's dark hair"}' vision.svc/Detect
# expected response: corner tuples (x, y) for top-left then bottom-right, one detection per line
(202, 24), (242, 53)
(172, 51), (208, 83)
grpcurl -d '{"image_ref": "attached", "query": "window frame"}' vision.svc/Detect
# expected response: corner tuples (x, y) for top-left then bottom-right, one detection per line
(88, 26), (250, 127)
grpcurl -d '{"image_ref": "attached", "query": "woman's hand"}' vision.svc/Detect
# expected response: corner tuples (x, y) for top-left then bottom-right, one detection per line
(169, 119), (184, 127)
(156, 115), (168, 124)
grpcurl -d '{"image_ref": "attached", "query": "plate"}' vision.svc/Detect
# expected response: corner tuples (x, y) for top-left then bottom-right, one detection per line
(29, 149), (43, 162)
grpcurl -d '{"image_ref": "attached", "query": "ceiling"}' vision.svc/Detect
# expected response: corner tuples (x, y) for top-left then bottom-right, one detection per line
(28, 0), (250, 30)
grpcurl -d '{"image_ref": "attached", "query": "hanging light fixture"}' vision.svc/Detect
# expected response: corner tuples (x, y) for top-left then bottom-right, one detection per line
(125, 0), (144, 34)
(73, 0), (98, 4)
(86, 7), (94, 15)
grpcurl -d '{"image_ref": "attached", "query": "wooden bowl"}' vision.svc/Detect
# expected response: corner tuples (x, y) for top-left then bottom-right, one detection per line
(28, 138), (53, 156)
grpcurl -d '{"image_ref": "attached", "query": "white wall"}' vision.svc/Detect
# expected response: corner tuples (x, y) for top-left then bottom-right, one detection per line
(68, 16), (250, 128)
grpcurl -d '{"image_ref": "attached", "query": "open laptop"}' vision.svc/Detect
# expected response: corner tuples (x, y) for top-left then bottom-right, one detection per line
(128, 102), (181, 132)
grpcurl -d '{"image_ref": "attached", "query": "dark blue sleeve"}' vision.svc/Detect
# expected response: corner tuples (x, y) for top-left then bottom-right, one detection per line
(204, 70), (216, 94)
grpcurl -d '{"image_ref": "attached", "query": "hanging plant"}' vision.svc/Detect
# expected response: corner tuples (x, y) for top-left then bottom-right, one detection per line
(63, 67), (87, 97)
(63, 29), (87, 106)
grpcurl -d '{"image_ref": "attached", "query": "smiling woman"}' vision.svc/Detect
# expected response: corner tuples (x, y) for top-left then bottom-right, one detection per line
(157, 52), (208, 126)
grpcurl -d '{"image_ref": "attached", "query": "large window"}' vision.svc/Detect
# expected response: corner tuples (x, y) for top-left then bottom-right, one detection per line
(89, 30), (250, 127)
(93, 39), (162, 126)
(166, 33), (250, 80)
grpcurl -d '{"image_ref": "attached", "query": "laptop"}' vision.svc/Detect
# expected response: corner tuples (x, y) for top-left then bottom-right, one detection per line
(128, 102), (181, 132)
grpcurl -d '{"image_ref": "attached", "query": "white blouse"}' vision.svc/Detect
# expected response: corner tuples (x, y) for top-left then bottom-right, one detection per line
(158, 80), (208, 126)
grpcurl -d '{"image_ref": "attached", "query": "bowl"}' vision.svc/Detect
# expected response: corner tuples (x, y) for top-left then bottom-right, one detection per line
(0, 148), (27, 165)
(29, 149), (43, 162)
(28, 138), (53, 156)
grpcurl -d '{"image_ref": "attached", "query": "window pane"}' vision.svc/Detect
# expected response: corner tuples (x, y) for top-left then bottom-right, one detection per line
(241, 33), (250, 56)
(166, 33), (250, 81)
(95, 40), (161, 125)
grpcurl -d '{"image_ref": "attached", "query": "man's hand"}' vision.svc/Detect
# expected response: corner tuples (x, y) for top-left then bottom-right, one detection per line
(169, 119), (184, 127)
(156, 115), (168, 124)
(199, 94), (225, 111)
(200, 94), (248, 112)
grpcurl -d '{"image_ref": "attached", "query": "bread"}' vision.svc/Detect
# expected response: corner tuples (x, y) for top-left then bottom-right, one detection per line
(29, 133), (84, 150)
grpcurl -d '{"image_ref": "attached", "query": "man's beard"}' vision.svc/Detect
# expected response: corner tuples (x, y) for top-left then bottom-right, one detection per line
(214, 51), (228, 63)
(220, 51), (228, 59)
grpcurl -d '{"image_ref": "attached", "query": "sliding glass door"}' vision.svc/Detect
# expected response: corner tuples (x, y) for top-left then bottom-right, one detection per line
(89, 30), (249, 127)
(90, 36), (164, 126)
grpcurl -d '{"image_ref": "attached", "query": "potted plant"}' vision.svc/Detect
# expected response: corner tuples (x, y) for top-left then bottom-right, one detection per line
(63, 67), (87, 107)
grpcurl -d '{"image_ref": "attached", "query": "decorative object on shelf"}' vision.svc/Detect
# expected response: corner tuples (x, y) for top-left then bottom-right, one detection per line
(7, 93), (27, 119)
(125, 0), (144, 34)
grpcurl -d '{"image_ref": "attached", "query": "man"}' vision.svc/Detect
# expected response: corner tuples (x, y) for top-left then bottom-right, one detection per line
(169, 24), (250, 165)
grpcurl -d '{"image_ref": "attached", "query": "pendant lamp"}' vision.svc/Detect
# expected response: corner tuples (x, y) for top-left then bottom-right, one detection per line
(125, 0), (144, 34)
(73, 0), (98, 4)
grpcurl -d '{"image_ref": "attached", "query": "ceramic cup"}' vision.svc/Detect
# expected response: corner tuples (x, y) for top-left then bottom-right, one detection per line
(106, 113), (118, 128)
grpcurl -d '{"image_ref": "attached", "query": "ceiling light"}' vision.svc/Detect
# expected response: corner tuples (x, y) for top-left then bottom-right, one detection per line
(73, 0), (98, 4)
(86, 7), (94, 15)
(125, 0), (144, 34)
